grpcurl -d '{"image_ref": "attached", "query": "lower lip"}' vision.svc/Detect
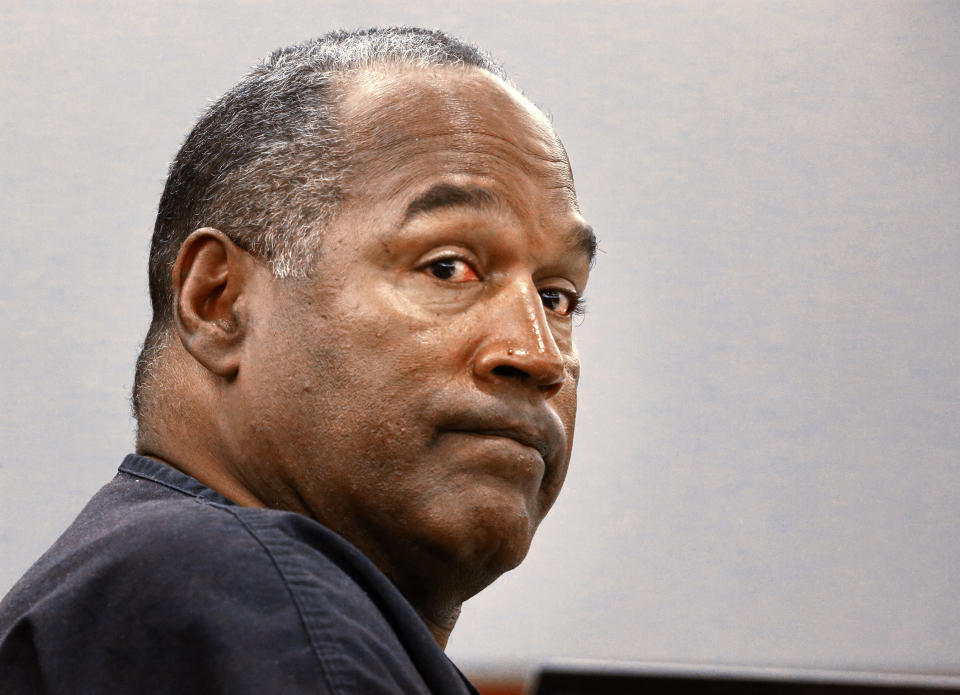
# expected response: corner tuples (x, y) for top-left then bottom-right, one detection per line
(443, 431), (545, 482)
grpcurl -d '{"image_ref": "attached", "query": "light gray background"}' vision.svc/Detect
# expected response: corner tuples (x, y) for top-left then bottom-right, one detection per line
(2, 0), (958, 679)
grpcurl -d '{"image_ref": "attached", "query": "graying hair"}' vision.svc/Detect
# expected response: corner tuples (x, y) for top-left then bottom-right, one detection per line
(133, 27), (507, 420)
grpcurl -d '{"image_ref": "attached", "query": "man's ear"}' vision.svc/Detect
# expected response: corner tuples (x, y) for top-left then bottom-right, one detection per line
(172, 228), (257, 378)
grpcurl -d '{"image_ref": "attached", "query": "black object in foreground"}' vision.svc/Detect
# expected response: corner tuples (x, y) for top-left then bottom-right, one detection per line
(531, 661), (960, 695)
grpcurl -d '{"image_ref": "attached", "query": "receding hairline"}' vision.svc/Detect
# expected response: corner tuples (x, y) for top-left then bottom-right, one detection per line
(333, 63), (576, 195)
(334, 62), (554, 140)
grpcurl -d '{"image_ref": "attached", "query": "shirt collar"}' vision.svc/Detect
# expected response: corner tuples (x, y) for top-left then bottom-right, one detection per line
(119, 453), (236, 506)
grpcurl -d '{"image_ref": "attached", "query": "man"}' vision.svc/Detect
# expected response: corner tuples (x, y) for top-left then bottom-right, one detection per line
(0, 27), (595, 693)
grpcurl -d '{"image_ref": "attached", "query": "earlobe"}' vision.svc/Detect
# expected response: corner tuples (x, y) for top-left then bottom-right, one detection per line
(173, 228), (253, 378)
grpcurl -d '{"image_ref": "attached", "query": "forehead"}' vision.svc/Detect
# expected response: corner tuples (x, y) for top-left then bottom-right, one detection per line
(336, 65), (580, 210)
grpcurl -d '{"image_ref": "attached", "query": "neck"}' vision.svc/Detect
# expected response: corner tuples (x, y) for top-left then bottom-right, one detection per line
(136, 399), (266, 510)
(419, 604), (461, 649)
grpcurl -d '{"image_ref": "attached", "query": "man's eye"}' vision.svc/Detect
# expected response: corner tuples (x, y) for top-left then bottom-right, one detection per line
(426, 258), (479, 282)
(539, 289), (583, 317)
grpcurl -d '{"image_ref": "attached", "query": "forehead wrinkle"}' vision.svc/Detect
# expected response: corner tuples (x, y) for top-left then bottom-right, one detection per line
(387, 127), (567, 165)
(350, 130), (572, 188)
(354, 149), (574, 214)
(543, 181), (583, 214)
(453, 128), (570, 168)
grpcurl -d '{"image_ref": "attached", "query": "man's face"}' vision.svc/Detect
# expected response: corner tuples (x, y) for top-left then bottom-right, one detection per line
(229, 66), (593, 601)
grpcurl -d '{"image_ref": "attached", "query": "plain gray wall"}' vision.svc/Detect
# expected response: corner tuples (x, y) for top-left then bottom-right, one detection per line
(2, 0), (958, 678)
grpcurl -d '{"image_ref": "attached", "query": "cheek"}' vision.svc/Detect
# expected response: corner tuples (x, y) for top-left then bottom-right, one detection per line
(536, 380), (579, 515)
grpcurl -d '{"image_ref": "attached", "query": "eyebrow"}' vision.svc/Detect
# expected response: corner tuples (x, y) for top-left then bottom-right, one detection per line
(402, 183), (496, 223)
(571, 222), (598, 265)
(403, 182), (597, 264)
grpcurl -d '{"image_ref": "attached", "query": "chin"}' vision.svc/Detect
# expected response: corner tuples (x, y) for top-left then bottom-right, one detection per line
(393, 481), (547, 601)
(439, 494), (541, 591)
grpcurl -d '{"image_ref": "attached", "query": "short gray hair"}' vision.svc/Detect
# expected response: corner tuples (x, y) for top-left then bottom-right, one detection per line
(133, 27), (507, 420)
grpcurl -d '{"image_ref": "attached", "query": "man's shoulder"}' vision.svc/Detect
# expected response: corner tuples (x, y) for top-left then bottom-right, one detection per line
(0, 458), (460, 694)
(0, 465), (305, 634)
(0, 463), (333, 693)
(8, 467), (260, 586)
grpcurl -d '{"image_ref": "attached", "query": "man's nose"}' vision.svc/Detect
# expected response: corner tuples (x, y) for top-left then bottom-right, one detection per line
(472, 281), (566, 396)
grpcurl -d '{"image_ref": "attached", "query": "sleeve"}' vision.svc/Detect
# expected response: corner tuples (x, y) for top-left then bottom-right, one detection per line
(0, 504), (328, 695)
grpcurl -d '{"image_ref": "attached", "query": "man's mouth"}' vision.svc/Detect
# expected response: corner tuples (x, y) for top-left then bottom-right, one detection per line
(435, 407), (564, 465)
(447, 426), (549, 460)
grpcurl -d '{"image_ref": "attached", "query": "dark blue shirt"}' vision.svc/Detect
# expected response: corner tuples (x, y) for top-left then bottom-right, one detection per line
(0, 454), (480, 694)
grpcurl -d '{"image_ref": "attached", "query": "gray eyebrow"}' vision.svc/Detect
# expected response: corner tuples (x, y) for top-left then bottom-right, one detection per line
(402, 182), (597, 265)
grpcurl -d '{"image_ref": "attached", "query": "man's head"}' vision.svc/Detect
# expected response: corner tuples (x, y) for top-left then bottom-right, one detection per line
(135, 27), (595, 643)
(134, 28), (510, 417)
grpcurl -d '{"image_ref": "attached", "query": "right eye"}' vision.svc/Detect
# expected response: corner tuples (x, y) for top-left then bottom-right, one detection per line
(425, 257), (480, 283)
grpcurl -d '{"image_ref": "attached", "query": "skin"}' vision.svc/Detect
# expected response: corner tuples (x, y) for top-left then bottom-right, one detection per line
(141, 65), (594, 648)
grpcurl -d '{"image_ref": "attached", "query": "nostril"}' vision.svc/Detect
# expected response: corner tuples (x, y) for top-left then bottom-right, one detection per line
(539, 382), (562, 397)
(492, 364), (530, 380)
